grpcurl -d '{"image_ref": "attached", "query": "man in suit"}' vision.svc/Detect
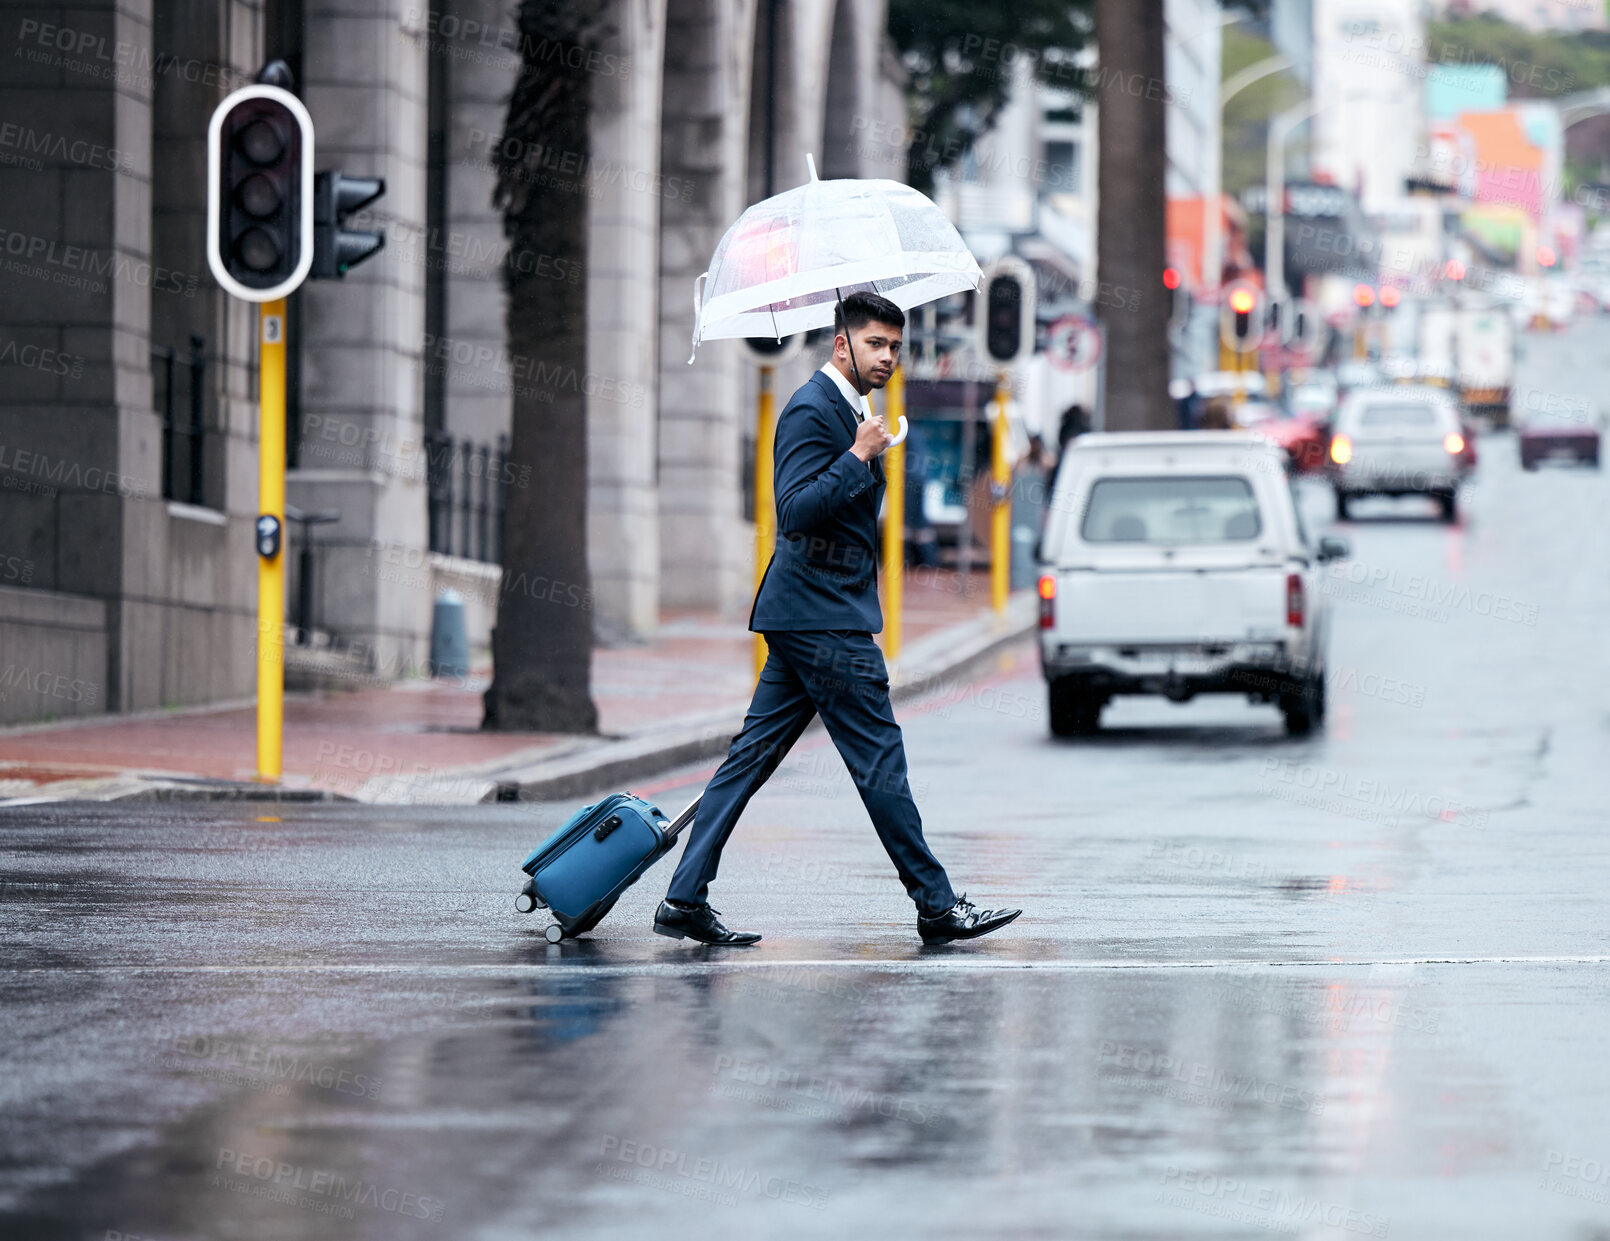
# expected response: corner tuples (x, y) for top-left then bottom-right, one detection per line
(655, 291), (1022, 947)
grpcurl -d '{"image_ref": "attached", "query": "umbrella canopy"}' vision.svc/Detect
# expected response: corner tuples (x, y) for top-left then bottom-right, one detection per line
(690, 156), (981, 358)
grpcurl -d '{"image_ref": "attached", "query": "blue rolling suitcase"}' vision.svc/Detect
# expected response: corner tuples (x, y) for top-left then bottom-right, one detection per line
(514, 792), (699, 942)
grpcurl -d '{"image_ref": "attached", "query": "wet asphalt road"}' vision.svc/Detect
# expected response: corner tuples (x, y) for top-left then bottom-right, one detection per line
(4, 321), (1610, 1239)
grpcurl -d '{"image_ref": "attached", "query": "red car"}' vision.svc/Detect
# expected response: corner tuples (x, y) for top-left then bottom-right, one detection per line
(1260, 415), (1330, 473)
(1519, 407), (1601, 470)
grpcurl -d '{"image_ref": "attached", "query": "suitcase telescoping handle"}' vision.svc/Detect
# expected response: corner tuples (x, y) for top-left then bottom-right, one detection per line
(665, 795), (701, 841)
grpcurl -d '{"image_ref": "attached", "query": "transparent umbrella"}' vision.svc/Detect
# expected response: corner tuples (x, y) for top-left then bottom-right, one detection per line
(690, 156), (981, 441)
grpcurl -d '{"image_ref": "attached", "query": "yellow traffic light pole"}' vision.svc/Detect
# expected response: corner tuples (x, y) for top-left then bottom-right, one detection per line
(880, 367), (906, 662)
(753, 364), (776, 681)
(990, 370), (1011, 614)
(257, 299), (287, 780)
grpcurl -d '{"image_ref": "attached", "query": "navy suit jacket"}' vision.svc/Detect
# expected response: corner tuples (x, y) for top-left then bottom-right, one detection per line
(749, 370), (885, 634)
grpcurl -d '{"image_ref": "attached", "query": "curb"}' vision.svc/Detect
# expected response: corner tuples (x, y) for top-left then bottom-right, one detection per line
(483, 594), (1038, 804)
(0, 596), (1038, 810)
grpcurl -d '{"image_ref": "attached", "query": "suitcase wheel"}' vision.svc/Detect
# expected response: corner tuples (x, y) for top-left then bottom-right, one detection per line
(515, 878), (544, 914)
(544, 923), (565, 944)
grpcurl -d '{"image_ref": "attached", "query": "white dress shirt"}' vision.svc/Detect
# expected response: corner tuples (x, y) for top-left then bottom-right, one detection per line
(818, 361), (873, 422)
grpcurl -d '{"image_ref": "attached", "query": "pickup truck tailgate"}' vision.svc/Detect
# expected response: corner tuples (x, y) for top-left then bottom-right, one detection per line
(1053, 567), (1289, 645)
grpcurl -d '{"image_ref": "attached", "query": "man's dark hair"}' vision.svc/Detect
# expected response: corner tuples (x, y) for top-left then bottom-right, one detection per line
(834, 290), (905, 336)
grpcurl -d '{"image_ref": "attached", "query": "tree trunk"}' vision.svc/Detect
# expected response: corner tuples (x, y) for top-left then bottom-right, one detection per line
(1095, 0), (1173, 431)
(483, 1), (602, 733)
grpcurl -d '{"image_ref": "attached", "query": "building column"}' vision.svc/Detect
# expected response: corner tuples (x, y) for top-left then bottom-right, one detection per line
(656, 0), (751, 613)
(289, 0), (432, 676)
(584, 0), (666, 641)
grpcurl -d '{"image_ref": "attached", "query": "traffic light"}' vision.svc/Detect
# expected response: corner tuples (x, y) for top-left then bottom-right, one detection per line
(312, 172), (386, 279)
(742, 332), (805, 366)
(207, 84), (314, 301)
(1352, 283), (1376, 309)
(1221, 283), (1261, 353)
(1164, 267), (1189, 332)
(1378, 286), (1401, 309)
(979, 258), (1036, 366)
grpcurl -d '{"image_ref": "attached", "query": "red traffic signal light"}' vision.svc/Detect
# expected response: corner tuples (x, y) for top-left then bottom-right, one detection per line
(1352, 283), (1375, 308)
(1163, 267), (1182, 291)
(207, 84), (314, 301)
(1537, 245), (1558, 268)
(1228, 287), (1256, 315)
(1444, 259), (1466, 282)
(1378, 286), (1401, 309)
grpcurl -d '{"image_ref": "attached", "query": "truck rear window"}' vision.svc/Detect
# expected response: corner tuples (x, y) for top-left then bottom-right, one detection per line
(1080, 476), (1261, 543)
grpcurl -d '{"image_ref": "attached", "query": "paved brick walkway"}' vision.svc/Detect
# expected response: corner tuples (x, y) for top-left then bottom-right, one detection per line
(0, 568), (1013, 799)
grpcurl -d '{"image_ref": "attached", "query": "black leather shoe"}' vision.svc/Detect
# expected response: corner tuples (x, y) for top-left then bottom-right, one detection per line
(917, 894), (1021, 945)
(654, 900), (762, 946)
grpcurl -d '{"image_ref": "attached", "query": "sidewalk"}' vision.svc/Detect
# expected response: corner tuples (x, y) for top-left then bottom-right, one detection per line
(0, 568), (1036, 806)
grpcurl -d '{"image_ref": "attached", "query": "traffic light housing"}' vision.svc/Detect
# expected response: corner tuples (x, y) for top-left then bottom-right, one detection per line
(207, 84), (314, 301)
(313, 172), (386, 279)
(1164, 266), (1189, 332)
(979, 258), (1036, 366)
(742, 333), (805, 366)
(1220, 282), (1263, 354)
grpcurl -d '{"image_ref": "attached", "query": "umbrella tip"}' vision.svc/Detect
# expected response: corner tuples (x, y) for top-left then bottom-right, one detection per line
(806, 153), (818, 182)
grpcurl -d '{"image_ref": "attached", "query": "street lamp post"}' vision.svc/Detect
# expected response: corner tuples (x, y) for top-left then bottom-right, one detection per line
(1265, 99), (1324, 328)
(1204, 54), (1293, 298)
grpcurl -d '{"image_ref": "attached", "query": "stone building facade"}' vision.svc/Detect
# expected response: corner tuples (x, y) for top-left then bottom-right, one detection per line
(0, 0), (907, 725)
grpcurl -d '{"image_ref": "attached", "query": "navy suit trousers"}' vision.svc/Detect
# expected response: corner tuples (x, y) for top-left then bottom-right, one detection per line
(665, 629), (956, 916)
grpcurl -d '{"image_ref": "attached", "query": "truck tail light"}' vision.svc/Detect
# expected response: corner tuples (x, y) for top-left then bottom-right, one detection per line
(1330, 433), (1353, 465)
(1443, 431), (1465, 455)
(1037, 574), (1056, 629)
(1286, 572), (1304, 628)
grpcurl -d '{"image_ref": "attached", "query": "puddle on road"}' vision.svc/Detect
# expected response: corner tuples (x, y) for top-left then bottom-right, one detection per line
(4, 962), (1545, 1239)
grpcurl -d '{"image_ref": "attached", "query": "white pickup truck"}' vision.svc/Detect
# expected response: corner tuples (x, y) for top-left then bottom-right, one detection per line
(1038, 433), (1349, 736)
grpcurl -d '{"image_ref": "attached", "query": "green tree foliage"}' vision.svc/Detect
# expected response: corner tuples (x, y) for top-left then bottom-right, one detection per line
(1426, 13), (1610, 99)
(887, 0), (1092, 193)
(1220, 25), (1304, 201)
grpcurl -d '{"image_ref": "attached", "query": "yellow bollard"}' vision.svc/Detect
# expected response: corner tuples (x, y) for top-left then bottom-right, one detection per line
(257, 299), (287, 781)
(881, 368), (905, 663)
(990, 371), (1010, 614)
(753, 364), (776, 682)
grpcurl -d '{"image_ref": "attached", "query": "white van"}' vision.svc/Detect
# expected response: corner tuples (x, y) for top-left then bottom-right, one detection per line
(1037, 433), (1349, 736)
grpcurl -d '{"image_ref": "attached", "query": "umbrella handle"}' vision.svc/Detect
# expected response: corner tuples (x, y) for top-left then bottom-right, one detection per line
(687, 272), (708, 364)
(887, 415), (908, 447)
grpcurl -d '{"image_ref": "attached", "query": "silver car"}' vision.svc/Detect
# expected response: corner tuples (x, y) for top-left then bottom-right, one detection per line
(1328, 386), (1472, 522)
